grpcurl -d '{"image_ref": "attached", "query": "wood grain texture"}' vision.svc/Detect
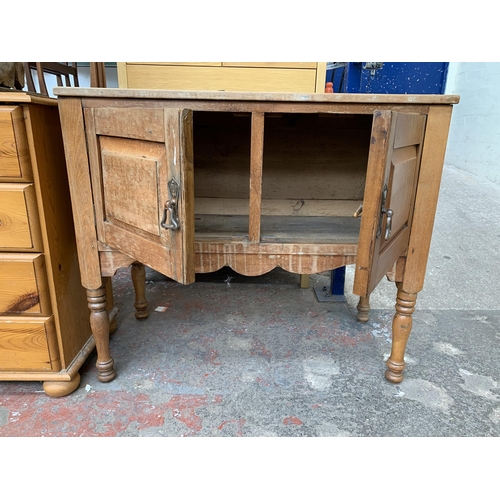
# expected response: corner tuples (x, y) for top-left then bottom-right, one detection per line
(125, 65), (318, 93)
(353, 111), (426, 296)
(53, 90), (457, 386)
(0, 183), (42, 250)
(222, 62), (317, 69)
(57, 98), (102, 290)
(195, 251), (356, 276)
(25, 103), (93, 367)
(116, 62), (128, 88)
(249, 112), (264, 242)
(0, 91), (56, 106)
(131, 262), (148, 319)
(0, 105), (32, 180)
(94, 107), (165, 142)
(195, 198), (361, 217)
(53, 86), (460, 105)
(0, 253), (51, 315)
(179, 109), (195, 284)
(385, 285), (417, 383)
(193, 112), (371, 202)
(402, 105), (454, 293)
(99, 250), (136, 277)
(0, 106), (22, 177)
(353, 110), (393, 296)
(0, 316), (60, 371)
(79, 98), (432, 118)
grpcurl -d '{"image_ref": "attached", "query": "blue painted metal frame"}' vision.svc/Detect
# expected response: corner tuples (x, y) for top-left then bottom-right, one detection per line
(330, 267), (346, 298)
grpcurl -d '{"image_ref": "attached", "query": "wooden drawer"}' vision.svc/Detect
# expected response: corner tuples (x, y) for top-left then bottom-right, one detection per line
(222, 62), (317, 69)
(0, 183), (42, 251)
(0, 106), (32, 181)
(0, 316), (60, 372)
(125, 65), (318, 93)
(0, 253), (51, 315)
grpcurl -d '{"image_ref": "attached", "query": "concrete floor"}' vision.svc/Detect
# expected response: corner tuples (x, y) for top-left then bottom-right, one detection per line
(1, 164), (499, 437)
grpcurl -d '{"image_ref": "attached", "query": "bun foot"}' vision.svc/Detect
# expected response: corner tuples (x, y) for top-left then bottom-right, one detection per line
(385, 359), (405, 383)
(43, 373), (81, 397)
(96, 359), (116, 382)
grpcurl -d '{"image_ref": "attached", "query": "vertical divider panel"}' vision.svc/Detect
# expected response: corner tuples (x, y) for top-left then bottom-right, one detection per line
(249, 112), (265, 243)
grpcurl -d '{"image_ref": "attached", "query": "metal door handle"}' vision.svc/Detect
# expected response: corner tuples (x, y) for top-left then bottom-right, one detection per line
(384, 209), (393, 240)
(161, 178), (180, 231)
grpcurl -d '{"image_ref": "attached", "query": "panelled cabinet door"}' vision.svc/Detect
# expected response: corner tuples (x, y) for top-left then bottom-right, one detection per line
(353, 110), (426, 297)
(84, 107), (195, 284)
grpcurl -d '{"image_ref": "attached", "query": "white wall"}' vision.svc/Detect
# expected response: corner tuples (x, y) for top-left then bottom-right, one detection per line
(444, 62), (500, 185)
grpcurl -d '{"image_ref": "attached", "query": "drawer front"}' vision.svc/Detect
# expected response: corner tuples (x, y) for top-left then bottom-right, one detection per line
(0, 253), (51, 315)
(126, 65), (318, 93)
(222, 62), (317, 69)
(0, 183), (42, 251)
(0, 316), (60, 372)
(0, 106), (32, 181)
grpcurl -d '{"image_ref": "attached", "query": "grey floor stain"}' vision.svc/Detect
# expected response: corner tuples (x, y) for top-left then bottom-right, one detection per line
(317, 422), (351, 437)
(434, 342), (464, 356)
(459, 369), (499, 401)
(488, 407), (500, 425)
(303, 356), (340, 391)
(394, 378), (454, 412)
(0, 406), (9, 427)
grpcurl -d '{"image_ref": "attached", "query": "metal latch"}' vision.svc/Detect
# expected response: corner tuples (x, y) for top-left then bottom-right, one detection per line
(363, 62), (384, 76)
(377, 184), (393, 240)
(161, 178), (180, 231)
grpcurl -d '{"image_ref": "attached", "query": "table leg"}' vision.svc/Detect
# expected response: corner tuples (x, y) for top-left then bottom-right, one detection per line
(356, 295), (370, 322)
(131, 262), (149, 320)
(385, 282), (417, 383)
(87, 286), (115, 382)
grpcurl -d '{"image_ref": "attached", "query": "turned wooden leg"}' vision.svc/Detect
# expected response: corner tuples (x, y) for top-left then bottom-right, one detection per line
(385, 283), (417, 383)
(87, 286), (116, 383)
(131, 262), (149, 320)
(356, 295), (370, 322)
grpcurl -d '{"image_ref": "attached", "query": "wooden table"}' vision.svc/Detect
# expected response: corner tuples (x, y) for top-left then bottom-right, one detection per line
(54, 88), (459, 385)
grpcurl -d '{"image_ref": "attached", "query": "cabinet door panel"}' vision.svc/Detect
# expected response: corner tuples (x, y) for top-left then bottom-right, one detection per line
(86, 107), (195, 284)
(354, 111), (426, 296)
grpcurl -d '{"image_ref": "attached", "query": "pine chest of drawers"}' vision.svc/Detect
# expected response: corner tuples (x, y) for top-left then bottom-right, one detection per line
(0, 91), (115, 397)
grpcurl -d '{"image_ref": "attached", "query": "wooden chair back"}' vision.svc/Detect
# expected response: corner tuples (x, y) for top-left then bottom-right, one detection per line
(24, 62), (106, 95)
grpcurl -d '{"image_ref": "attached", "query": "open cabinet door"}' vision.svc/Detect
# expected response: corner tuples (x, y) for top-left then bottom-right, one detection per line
(353, 110), (426, 297)
(84, 107), (195, 284)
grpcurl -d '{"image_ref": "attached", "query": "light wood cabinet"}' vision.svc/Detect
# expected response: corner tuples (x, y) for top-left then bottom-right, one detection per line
(117, 62), (327, 93)
(0, 92), (116, 397)
(54, 88), (459, 385)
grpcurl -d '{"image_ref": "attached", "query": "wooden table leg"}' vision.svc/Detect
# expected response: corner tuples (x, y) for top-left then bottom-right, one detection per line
(385, 282), (417, 383)
(87, 286), (115, 382)
(356, 295), (370, 322)
(131, 262), (149, 320)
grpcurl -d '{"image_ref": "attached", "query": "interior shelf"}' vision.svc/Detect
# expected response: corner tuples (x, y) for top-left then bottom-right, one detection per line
(195, 215), (361, 244)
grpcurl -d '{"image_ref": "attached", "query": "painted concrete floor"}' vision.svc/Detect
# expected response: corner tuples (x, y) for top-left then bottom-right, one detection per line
(1, 165), (499, 438)
(1, 267), (499, 437)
